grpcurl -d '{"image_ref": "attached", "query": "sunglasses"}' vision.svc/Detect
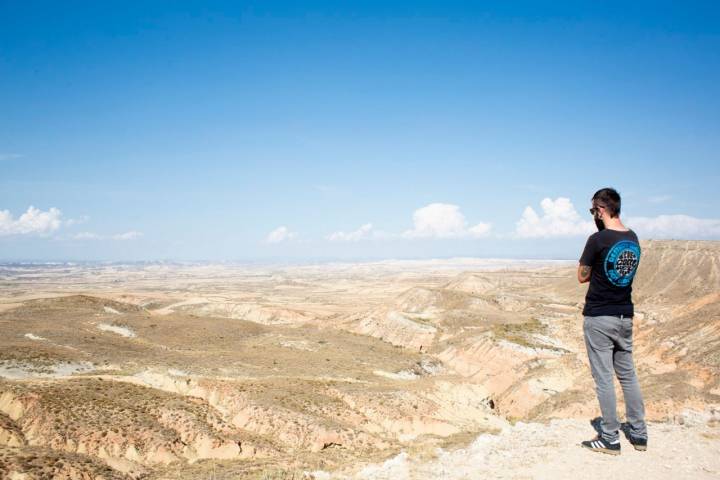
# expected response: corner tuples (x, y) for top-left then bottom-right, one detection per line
(589, 204), (606, 215)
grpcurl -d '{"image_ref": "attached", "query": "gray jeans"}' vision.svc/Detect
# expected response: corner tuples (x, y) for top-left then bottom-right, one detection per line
(583, 315), (647, 442)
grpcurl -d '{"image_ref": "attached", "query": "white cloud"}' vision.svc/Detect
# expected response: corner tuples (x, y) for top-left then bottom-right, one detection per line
(0, 206), (63, 236)
(403, 203), (491, 239)
(266, 226), (297, 244)
(112, 231), (143, 241)
(515, 197), (594, 238)
(467, 222), (493, 237)
(65, 215), (90, 227)
(72, 232), (102, 240)
(648, 195), (672, 204)
(627, 215), (720, 239)
(514, 197), (720, 240)
(327, 223), (377, 242)
(0, 207), (142, 241)
(69, 230), (143, 241)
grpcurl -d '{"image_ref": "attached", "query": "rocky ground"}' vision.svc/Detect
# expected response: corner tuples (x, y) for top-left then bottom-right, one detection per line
(319, 416), (720, 480)
(0, 241), (718, 479)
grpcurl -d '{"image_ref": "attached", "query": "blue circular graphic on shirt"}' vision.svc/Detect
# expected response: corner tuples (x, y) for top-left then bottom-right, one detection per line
(604, 240), (641, 287)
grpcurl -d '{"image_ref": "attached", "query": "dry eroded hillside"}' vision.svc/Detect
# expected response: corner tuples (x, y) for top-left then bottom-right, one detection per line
(0, 241), (718, 479)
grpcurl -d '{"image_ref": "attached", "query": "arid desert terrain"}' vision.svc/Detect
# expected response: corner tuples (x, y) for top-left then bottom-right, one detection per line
(1, 240), (719, 479)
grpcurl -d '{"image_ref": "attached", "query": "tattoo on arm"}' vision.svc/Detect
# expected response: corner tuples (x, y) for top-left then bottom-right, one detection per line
(579, 265), (591, 281)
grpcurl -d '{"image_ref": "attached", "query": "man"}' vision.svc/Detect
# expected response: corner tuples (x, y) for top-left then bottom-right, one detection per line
(577, 187), (648, 455)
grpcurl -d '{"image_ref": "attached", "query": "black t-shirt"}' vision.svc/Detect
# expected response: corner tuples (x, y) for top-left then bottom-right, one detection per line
(579, 229), (641, 317)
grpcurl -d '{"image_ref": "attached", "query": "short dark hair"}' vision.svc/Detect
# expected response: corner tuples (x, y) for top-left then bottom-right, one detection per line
(592, 188), (621, 217)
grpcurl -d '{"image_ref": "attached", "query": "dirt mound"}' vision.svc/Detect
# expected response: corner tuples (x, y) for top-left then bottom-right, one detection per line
(635, 240), (720, 303)
(0, 412), (25, 447)
(0, 446), (129, 480)
(347, 310), (438, 351)
(628, 241), (720, 416)
(180, 302), (314, 326)
(22, 295), (145, 315)
(0, 378), (262, 470)
(393, 287), (481, 314)
(443, 273), (498, 295)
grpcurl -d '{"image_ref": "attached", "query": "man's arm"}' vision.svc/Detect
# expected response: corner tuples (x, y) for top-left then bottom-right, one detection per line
(578, 234), (596, 284)
(577, 264), (592, 283)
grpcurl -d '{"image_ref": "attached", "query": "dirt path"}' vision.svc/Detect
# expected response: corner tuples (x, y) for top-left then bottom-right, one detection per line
(318, 419), (720, 480)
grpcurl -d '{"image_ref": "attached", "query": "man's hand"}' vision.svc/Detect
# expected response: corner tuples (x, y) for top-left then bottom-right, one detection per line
(578, 264), (592, 283)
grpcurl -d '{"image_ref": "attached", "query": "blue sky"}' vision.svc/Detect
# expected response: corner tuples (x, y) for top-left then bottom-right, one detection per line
(1, 1), (719, 261)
